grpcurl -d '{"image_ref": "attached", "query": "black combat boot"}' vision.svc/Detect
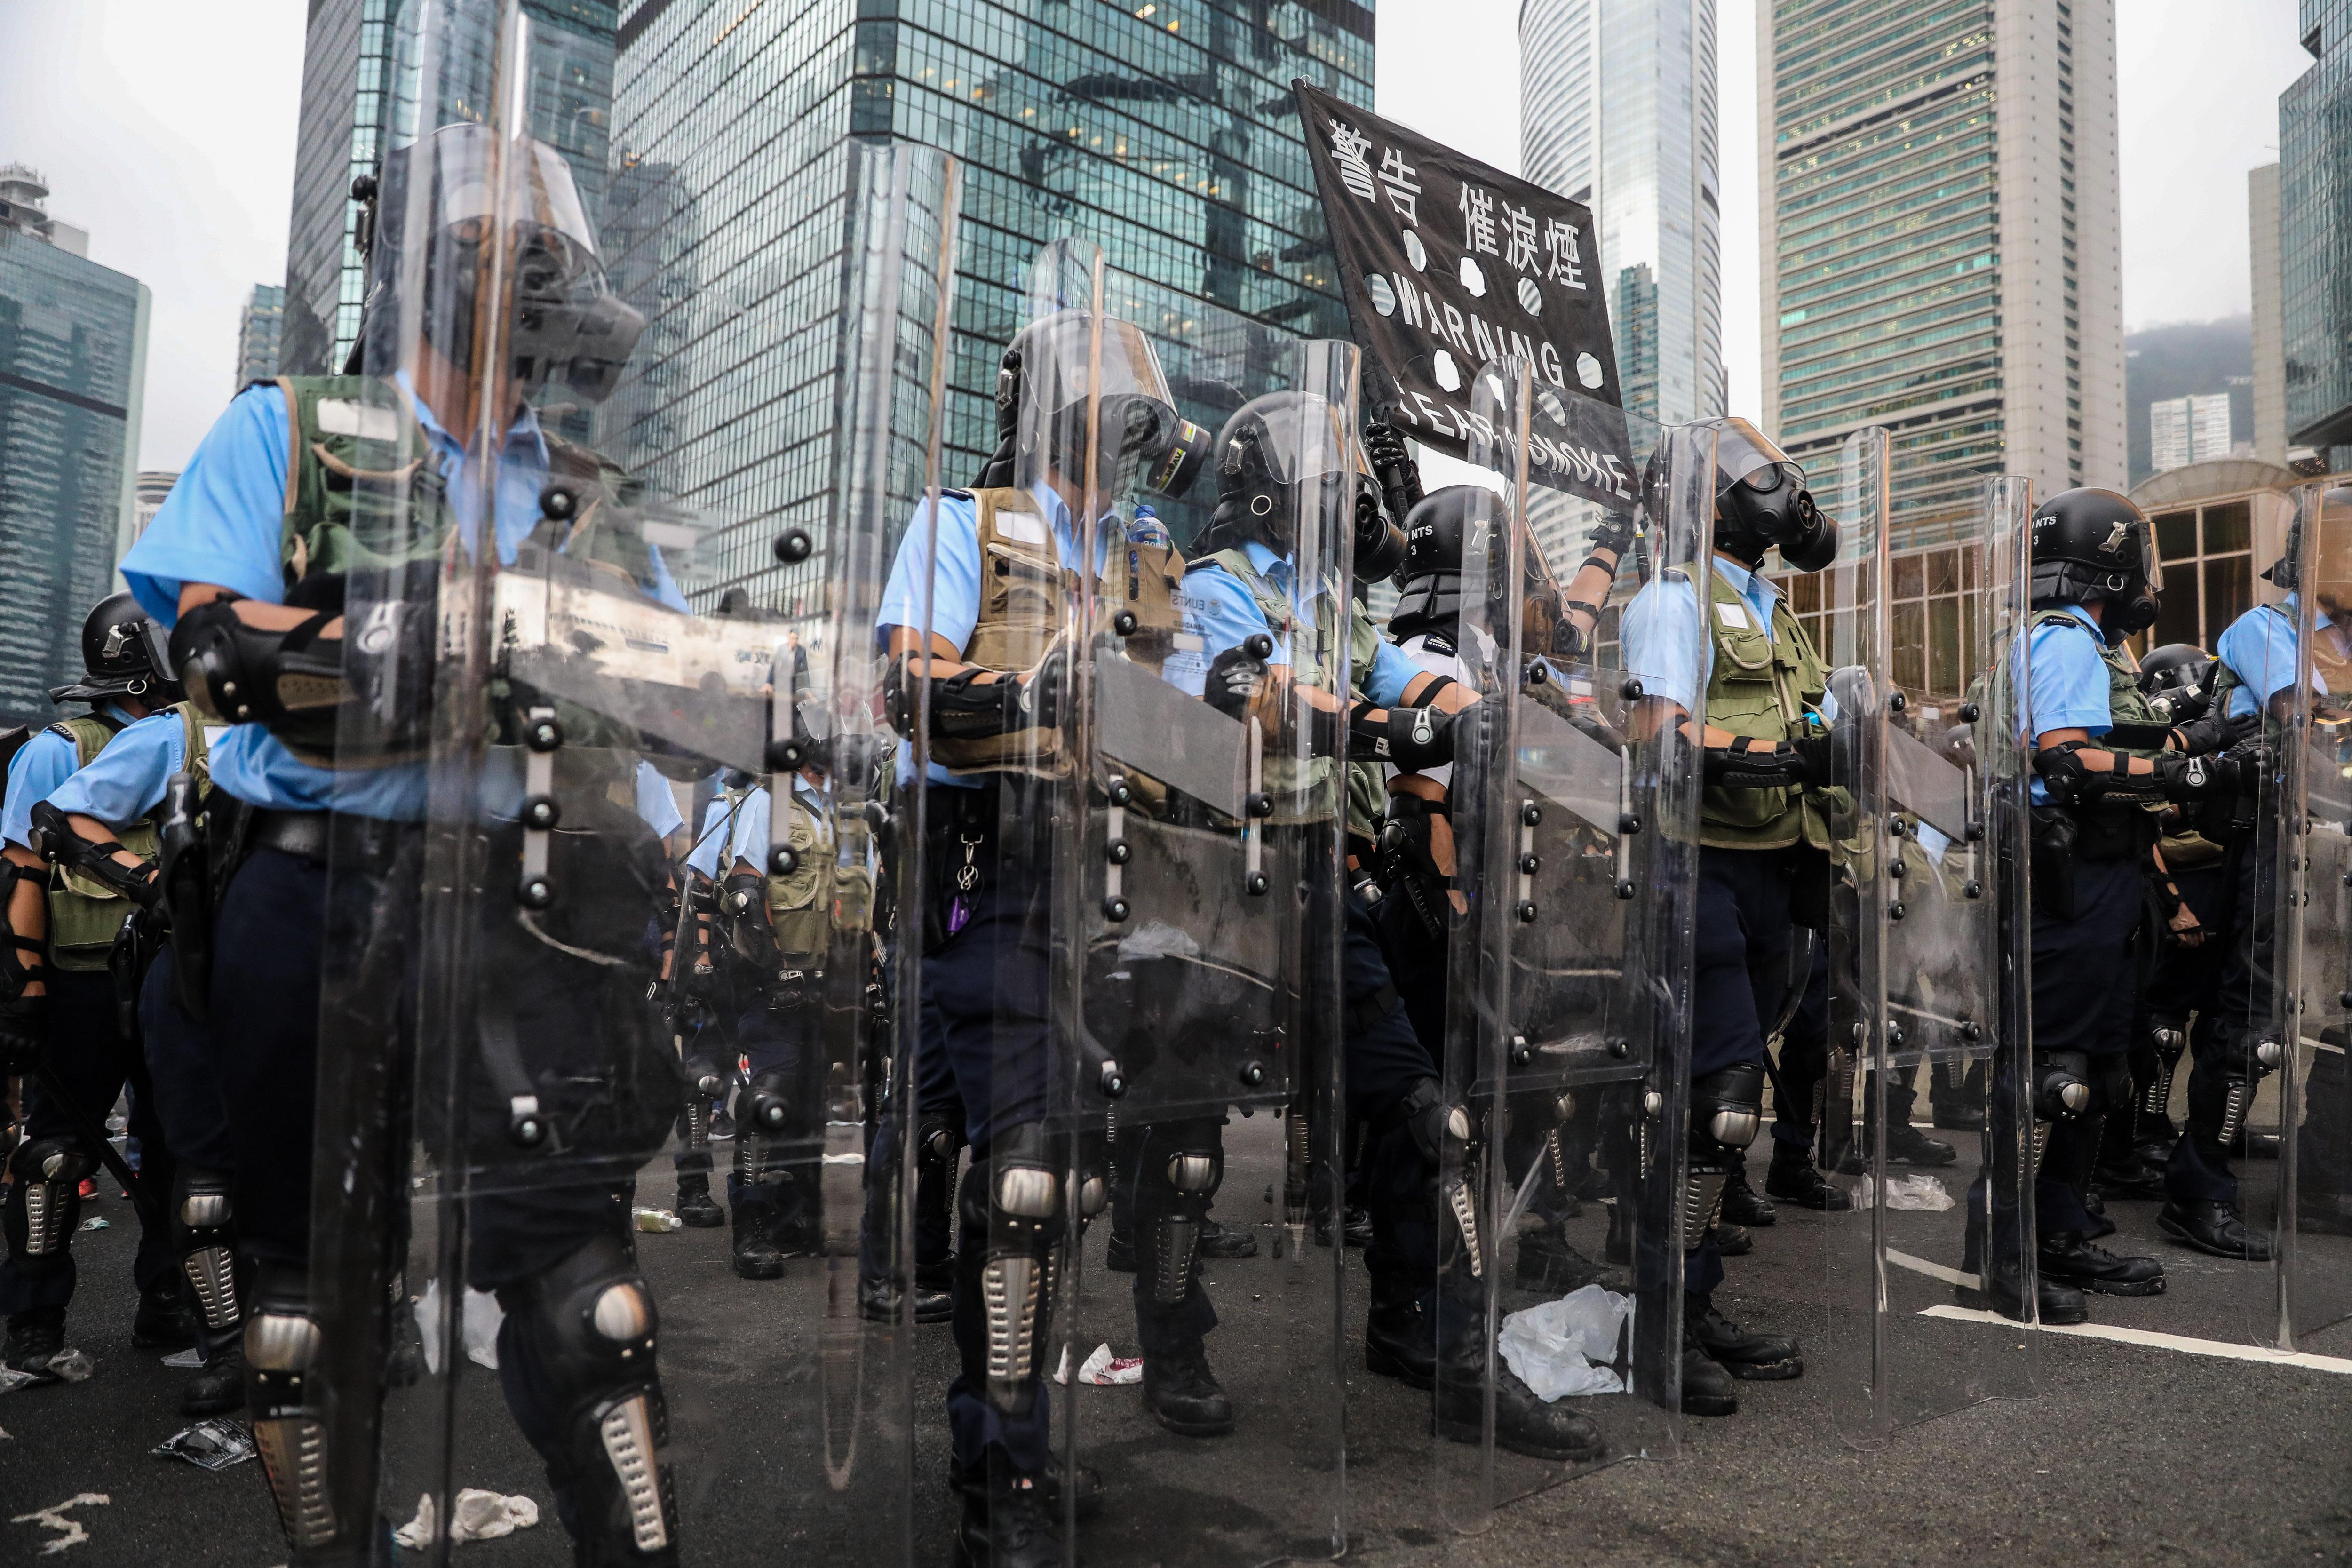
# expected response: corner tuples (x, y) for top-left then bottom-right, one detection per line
(954, 1471), (1067, 1568)
(1679, 1324), (1737, 1417)
(1363, 1282), (1436, 1390)
(1764, 1142), (1851, 1210)
(131, 1283), (195, 1350)
(950, 1453), (1104, 1523)
(1, 1308), (66, 1379)
(2159, 1199), (2275, 1261)
(1717, 1157), (1776, 1226)
(675, 1171), (724, 1228)
(1430, 1331), (1605, 1460)
(181, 1331), (246, 1416)
(2039, 1230), (2166, 1295)
(1883, 1123), (1958, 1167)
(731, 1197), (786, 1280)
(1685, 1294), (1801, 1380)
(1141, 1340), (1235, 1436)
(1198, 1216), (1259, 1259)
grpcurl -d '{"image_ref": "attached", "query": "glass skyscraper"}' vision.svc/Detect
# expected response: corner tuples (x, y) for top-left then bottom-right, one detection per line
(0, 171), (150, 729)
(1520, 0), (1723, 429)
(2282, 0), (2352, 464)
(236, 282), (286, 390)
(1759, 0), (2126, 550)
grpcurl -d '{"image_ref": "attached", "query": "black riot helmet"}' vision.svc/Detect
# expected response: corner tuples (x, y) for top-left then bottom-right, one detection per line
(1388, 485), (1495, 645)
(49, 592), (180, 707)
(974, 311), (1210, 500)
(356, 123), (644, 401)
(1203, 390), (1401, 577)
(2137, 642), (2215, 716)
(2029, 487), (2160, 643)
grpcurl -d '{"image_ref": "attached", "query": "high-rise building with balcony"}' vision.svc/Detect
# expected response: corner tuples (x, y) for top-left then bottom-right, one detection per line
(2150, 392), (2233, 474)
(1759, 0), (2126, 551)
(1519, 0), (1722, 428)
(0, 167), (150, 728)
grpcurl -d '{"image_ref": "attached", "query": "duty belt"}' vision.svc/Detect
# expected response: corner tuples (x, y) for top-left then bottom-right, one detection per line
(247, 808), (416, 871)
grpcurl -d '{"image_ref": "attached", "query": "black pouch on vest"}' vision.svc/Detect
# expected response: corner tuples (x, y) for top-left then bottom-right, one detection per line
(2031, 806), (2078, 923)
(1787, 844), (1833, 931)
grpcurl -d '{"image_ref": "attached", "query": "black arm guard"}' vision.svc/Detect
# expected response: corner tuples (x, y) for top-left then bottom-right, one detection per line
(27, 801), (158, 909)
(883, 650), (1064, 742)
(1349, 702), (1456, 770)
(170, 592), (435, 757)
(0, 859), (47, 1069)
(2037, 740), (2250, 804)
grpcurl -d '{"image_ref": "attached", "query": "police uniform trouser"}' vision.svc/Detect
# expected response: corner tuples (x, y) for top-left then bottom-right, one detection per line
(2168, 822), (2277, 1207)
(1362, 885), (1485, 1356)
(859, 997), (963, 1293)
(2138, 860), (2231, 1130)
(213, 825), (673, 1553)
(1113, 1115), (1224, 1355)
(1969, 850), (2141, 1258)
(1686, 846), (1800, 1297)
(0, 968), (177, 1315)
(921, 788), (1059, 1480)
(1768, 939), (1831, 1152)
(730, 986), (822, 1228)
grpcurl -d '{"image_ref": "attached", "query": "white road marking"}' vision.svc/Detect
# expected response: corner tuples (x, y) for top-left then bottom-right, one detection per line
(1917, 1305), (2352, 1374)
(1884, 1248), (1974, 1288)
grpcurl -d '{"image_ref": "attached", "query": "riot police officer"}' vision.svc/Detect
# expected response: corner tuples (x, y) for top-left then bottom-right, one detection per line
(120, 123), (686, 1561)
(2158, 517), (2352, 1258)
(1187, 407), (1602, 1464)
(1980, 488), (2251, 1318)
(1619, 418), (1835, 1416)
(0, 594), (188, 1379)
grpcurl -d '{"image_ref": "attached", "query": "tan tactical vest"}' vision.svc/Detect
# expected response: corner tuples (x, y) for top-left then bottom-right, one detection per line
(930, 487), (1185, 777)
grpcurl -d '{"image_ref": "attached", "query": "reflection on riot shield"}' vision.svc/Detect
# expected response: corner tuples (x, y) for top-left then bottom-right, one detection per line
(1346, 359), (1702, 1539)
(1806, 449), (2037, 1443)
(2272, 483), (2352, 1347)
(299, 9), (961, 1551)
(894, 237), (1346, 1568)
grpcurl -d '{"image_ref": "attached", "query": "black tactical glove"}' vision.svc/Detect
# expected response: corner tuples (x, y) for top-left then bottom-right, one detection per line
(2151, 746), (2268, 801)
(1703, 736), (1809, 790)
(1203, 643), (1270, 721)
(1363, 420), (1423, 527)
(1397, 1076), (1473, 1168)
(1583, 508), (1637, 566)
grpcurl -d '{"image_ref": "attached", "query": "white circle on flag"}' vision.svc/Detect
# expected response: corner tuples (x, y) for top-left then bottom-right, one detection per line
(1433, 350), (1462, 392)
(1402, 230), (1428, 271)
(1458, 255), (1486, 297)
(1537, 388), (1568, 425)
(1366, 274), (1397, 317)
(1576, 352), (1605, 389)
(1518, 276), (1543, 317)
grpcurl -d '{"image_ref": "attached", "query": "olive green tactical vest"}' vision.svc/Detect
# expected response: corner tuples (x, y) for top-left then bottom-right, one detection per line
(929, 489), (1187, 779)
(1202, 547), (1388, 841)
(47, 706), (212, 971)
(1700, 565), (1832, 852)
(764, 785), (832, 971)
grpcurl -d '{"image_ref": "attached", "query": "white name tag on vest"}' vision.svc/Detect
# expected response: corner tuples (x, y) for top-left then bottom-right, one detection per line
(993, 508), (1051, 547)
(1715, 601), (1751, 629)
(314, 398), (403, 442)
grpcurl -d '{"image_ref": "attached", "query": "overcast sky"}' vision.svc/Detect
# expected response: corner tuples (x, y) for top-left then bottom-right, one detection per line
(0, 0), (2320, 472)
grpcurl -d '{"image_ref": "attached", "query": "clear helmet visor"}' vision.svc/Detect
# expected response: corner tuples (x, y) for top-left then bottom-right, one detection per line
(400, 123), (600, 260)
(1708, 416), (1804, 495)
(1030, 312), (1179, 416)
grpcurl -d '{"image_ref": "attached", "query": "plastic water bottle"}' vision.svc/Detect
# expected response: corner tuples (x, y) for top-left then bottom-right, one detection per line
(1128, 503), (1172, 551)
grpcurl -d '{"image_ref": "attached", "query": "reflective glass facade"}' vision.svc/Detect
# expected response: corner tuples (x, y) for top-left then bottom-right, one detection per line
(2282, 0), (2352, 460)
(236, 282), (285, 390)
(1767, 0), (2005, 542)
(0, 229), (147, 728)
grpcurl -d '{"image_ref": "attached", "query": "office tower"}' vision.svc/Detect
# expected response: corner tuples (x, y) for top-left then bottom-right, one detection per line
(2150, 392), (2233, 474)
(0, 166), (150, 728)
(133, 470), (178, 546)
(2251, 161), (2289, 464)
(236, 283), (285, 390)
(2281, 0), (2352, 466)
(1520, 0), (1723, 428)
(1759, 0), (2127, 549)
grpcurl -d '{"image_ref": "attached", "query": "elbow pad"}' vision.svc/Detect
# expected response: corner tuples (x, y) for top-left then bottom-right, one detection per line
(26, 802), (159, 909)
(1349, 702), (1456, 770)
(722, 869), (769, 923)
(170, 592), (433, 757)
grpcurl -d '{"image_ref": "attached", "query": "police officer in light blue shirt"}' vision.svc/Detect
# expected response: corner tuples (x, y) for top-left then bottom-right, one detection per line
(0, 595), (191, 1385)
(2162, 499), (2352, 1254)
(1978, 489), (2253, 1320)
(114, 121), (697, 1563)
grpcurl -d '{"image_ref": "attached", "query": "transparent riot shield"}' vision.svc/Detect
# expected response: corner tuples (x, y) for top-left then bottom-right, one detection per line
(1345, 361), (1701, 1544)
(1040, 270), (1352, 1568)
(299, 4), (961, 1551)
(2272, 483), (2352, 1349)
(1808, 449), (2037, 1442)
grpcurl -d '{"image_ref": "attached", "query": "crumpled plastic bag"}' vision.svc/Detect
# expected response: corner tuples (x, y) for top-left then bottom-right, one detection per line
(1052, 1343), (1143, 1385)
(1497, 1284), (1633, 1401)
(151, 1419), (257, 1471)
(1854, 1172), (1954, 1211)
(392, 1489), (541, 1548)
(412, 1280), (505, 1374)
(0, 1349), (95, 1393)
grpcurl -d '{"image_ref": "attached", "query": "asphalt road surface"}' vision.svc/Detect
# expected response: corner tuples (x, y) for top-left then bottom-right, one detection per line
(7, 1119), (2351, 1568)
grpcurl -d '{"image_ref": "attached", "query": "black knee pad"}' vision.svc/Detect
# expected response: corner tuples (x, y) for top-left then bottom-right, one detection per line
(498, 1234), (680, 1563)
(959, 1123), (1066, 1412)
(172, 1164), (240, 1333)
(245, 1260), (343, 1554)
(2, 1137), (91, 1269)
(1135, 1123), (1221, 1305)
(734, 1067), (803, 1187)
